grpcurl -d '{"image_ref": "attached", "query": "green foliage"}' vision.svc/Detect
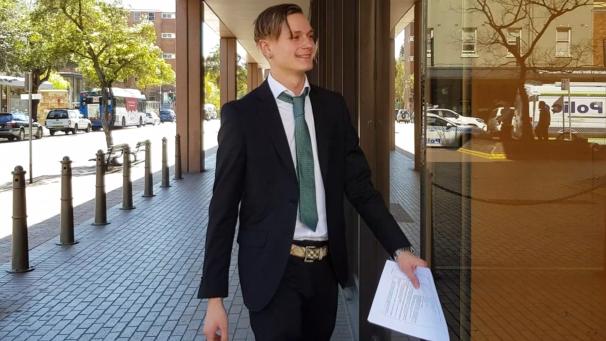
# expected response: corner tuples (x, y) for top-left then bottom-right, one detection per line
(48, 72), (69, 90)
(37, 0), (176, 147)
(204, 46), (220, 110)
(204, 78), (220, 111)
(0, 0), (26, 73)
(236, 58), (247, 100)
(394, 57), (406, 108)
(204, 45), (249, 110)
(37, 0), (173, 87)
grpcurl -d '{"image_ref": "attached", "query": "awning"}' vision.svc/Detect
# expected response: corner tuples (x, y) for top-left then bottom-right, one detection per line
(0, 75), (54, 90)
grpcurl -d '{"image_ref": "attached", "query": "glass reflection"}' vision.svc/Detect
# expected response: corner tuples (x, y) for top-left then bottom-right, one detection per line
(423, 1), (606, 340)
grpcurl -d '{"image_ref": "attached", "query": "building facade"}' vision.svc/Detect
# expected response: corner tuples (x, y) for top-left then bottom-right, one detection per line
(127, 9), (177, 108)
(427, 0), (596, 119)
(594, 1), (606, 66)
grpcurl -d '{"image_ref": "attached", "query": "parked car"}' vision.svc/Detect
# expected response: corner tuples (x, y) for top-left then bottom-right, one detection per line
(45, 109), (92, 135)
(144, 112), (161, 125)
(0, 112), (43, 141)
(426, 113), (474, 148)
(204, 104), (217, 120)
(395, 109), (413, 123)
(427, 108), (487, 131)
(159, 109), (176, 123)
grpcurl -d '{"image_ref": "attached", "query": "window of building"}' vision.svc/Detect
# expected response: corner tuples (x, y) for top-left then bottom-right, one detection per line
(163, 53), (176, 60)
(506, 28), (522, 57)
(132, 11), (155, 22)
(161, 33), (176, 39)
(556, 27), (571, 57)
(461, 27), (477, 56)
(161, 12), (176, 19)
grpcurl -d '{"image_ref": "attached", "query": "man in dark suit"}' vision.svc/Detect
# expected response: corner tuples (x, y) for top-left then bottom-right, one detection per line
(200, 4), (426, 340)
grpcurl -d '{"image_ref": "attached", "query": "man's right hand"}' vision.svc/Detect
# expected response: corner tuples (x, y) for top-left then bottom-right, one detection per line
(203, 297), (228, 340)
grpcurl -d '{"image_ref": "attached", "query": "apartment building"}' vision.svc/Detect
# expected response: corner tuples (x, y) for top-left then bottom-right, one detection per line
(594, 1), (606, 66)
(423, 1), (596, 117)
(127, 9), (177, 108)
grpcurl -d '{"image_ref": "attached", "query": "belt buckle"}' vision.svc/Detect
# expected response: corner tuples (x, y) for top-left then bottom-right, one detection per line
(303, 246), (317, 263)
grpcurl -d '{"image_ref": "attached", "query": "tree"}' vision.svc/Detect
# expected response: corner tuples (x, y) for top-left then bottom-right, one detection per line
(0, 1), (69, 120)
(205, 46), (221, 110)
(48, 72), (70, 90)
(394, 56), (406, 109)
(469, 0), (593, 141)
(39, 0), (175, 148)
(204, 45), (249, 113)
(13, 2), (73, 121)
(236, 56), (247, 100)
(0, 0), (24, 73)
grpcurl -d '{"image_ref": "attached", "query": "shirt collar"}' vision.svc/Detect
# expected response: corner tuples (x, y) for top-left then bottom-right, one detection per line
(267, 72), (310, 99)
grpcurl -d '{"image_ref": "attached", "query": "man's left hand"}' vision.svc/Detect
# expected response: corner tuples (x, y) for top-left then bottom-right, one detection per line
(396, 251), (428, 289)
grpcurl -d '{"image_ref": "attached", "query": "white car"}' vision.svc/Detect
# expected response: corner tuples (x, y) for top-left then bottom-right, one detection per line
(426, 113), (474, 147)
(144, 112), (161, 125)
(427, 108), (487, 131)
(46, 109), (92, 135)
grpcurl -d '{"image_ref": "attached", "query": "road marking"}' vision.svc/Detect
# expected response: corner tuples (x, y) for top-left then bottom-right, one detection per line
(457, 147), (507, 160)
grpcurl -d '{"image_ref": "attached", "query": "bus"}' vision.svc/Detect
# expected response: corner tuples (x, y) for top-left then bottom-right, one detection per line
(523, 82), (606, 139)
(79, 88), (147, 130)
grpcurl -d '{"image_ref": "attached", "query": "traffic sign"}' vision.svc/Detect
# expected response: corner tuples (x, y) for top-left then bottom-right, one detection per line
(20, 94), (42, 100)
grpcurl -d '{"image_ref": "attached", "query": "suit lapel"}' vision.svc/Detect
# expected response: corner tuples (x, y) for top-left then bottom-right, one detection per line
(256, 81), (297, 181)
(310, 86), (330, 187)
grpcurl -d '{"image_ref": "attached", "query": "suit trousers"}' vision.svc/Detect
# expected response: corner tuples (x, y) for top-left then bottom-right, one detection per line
(249, 254), (338, 341)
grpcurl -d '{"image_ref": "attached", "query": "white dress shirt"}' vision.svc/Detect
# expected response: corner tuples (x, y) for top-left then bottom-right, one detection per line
(267, 73), (328, 241)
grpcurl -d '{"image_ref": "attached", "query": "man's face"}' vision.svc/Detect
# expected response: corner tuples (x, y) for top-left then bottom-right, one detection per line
(262, 13), (316, 73)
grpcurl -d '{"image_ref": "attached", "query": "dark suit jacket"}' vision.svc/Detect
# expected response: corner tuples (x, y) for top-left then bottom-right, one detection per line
(198, 80), (411, 312)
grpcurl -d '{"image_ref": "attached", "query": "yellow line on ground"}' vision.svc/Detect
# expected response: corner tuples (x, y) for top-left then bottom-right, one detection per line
(457, 148), (507, 160)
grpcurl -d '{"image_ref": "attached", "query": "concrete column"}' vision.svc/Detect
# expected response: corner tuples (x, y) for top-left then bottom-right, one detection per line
(247, 63), (261, 92)
(220, 37), (237, 106)
(176, 0), (204, 172)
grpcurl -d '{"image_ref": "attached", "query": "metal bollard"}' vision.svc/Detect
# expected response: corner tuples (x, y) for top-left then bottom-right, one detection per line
(58, 157), (78, 245)
(174, 134), (183, 180)
(143, 140), (154, 197)
(9, 166), (34, 273)
(93, 150), (109, 226)
(121, 145), (135, 210)
(161, 137), (170, 188)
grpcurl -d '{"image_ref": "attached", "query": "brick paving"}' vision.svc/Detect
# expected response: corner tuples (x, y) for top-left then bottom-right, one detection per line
(2, 145), (502, 341)
(389, 149), (421, 341)
(9, 142), (602, 341)
(0, 150), (362, 340)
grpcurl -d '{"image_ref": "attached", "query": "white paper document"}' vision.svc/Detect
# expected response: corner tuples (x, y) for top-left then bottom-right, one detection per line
(368, 260), (449, 341)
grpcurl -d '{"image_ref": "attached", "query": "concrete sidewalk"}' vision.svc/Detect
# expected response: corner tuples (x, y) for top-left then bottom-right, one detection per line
(0, 151), (360, 340)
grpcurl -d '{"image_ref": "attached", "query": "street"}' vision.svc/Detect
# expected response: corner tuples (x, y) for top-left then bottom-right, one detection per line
(0, 120), (220, 239)
(394, 121), (415, 155)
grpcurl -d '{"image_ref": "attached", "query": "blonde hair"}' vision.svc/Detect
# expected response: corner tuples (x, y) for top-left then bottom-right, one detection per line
(253, 3), (303, 43)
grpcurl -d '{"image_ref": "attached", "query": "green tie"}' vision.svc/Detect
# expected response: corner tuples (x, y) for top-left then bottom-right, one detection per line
(278, 88), (318, 231)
